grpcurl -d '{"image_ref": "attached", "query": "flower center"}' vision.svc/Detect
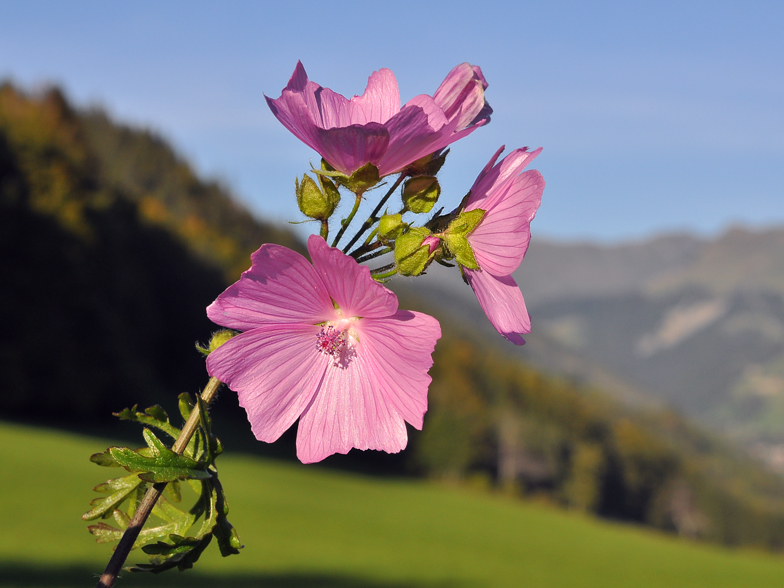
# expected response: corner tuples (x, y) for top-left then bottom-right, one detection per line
(315, 323), (357, 368)
(316, 325), (345, 356)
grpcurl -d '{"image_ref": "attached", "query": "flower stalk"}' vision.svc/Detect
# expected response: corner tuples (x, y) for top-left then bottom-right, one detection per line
(343, 174), (406, 253)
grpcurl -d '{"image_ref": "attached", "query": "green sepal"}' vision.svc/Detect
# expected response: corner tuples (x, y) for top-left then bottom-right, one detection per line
(109, 429), (211, 483)
(405, 149), (449, 176)
(196, 329), (237, 357)
(443, 209), (485, 270)
(402, 176), (440, 214)
(444, 233), (479, 270)
(318, 160), (380, 193)
(394, 227), (433, 277)
(82, 473), (145, 521)
(378, 213), (406, 241)
(115, 405), (181, 442)
(447, 208), (485, 237)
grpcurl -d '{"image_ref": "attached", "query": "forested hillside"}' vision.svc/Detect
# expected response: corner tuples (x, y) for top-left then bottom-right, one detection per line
(3, 83), (784, 550)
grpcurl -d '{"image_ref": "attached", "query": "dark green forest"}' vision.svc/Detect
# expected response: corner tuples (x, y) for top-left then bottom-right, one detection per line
(3, 83), (784, 551)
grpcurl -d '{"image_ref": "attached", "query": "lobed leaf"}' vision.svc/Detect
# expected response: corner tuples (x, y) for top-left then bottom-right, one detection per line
(115, 405), (181, 441)
(82, 473), (144, 521)
(109, 429), (211, 483)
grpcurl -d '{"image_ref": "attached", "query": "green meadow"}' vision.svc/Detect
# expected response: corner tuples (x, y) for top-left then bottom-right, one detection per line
(2, 422), (784, 588)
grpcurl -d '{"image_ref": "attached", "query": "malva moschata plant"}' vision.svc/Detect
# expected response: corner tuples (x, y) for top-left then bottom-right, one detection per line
(83, 60), (545, 588)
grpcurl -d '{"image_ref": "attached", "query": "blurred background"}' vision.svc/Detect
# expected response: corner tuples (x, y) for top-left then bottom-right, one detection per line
(2, 1), (784, 587)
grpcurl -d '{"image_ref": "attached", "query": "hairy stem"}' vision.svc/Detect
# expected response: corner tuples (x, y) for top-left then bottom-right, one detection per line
(356, 245), (392, 264)
(95, 376), (222, 588)
(342, 174), (405, 253)
(370, 262), (396, 275)
(331, 191), (364, 248)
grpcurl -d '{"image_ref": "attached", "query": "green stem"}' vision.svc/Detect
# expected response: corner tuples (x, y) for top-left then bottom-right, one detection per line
(331, 191), (364, 248)
(371, 266), (397, 281)
(356, 245), (392, 264)
(95, 377), (222, 588)
(320, 219), (329, 241)
(342, 174), (405, 253)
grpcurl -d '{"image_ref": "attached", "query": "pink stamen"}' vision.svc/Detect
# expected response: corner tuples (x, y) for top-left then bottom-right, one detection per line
(316, 326), (346, 357)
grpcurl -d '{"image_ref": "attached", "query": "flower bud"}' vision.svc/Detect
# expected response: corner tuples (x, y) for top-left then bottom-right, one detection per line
(402, 176), (440, 214)
(296, 174), (340, 220)
(378, 213), (406, 241)
(394, 227), (434, 276)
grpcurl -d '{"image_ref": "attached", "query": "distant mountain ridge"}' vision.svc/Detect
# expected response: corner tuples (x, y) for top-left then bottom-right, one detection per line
(416, 226), (784, 467)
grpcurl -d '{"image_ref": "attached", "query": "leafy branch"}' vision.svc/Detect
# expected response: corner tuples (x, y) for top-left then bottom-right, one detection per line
(84, 377), (241, 587)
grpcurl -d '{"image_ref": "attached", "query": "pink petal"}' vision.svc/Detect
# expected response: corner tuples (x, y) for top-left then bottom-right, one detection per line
(357, 311), (441, 429)
(377, 96), (458, 176)
(464, 270), (530, 345)
(314, 123), (389, 176)
(433, 63), (490, 131)
(468, 147), (542, 203)
(469, 169), (545, 275)
(207, 243), (333, 331)
(295, 348), (408, 464)
(206, 323), (329, 443)
(307, 235), (398, 318)
(349, 68), (401, 124)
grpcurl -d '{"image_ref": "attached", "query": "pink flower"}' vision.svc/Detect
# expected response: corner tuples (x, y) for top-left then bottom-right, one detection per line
(265, 62), (491, 178)
(462, 146), (545, 345)
(205, 235), (441, 463)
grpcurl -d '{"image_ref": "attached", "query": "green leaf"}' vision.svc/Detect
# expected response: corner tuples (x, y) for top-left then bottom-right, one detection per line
(131, 534), (213, 573)
(152, 496), (190, 524)
(115, 405), (181, 441)
(167, 480), (182, 503)
(213, 476), (242, 556)
(88, 522), (124, 544)
(113, 509), (131, 530)
(109, 429), (211, 483)
(82, 473), (144, 521)
(89, 450), (120, 468)
(178, 393), (194, 422)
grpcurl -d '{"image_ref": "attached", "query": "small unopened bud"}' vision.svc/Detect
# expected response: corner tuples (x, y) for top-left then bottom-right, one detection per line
(378, 213), (406, 241)
(394, 227), (434, 276)
(196, 329), (237, 356)
(296, 174), (340, 220)
(402, 176), (440, 214)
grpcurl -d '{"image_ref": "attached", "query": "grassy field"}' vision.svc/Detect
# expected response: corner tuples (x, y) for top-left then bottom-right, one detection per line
(2, 422), (784, 588)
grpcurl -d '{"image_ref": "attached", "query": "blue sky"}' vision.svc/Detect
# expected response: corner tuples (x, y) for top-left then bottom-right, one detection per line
(1, 0), (782, 243)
